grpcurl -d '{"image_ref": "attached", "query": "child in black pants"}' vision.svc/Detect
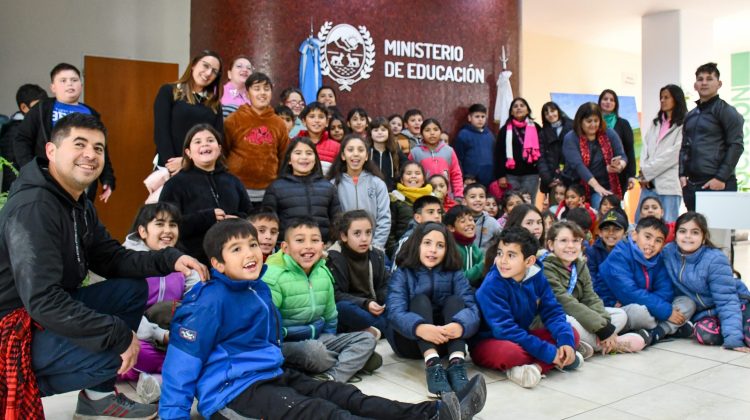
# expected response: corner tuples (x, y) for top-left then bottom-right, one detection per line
(159, 219), (486, 420)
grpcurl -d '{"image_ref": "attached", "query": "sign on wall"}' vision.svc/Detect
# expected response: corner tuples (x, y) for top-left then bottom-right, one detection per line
(731, 52), (750, 191)
(318, 21), (489, 92)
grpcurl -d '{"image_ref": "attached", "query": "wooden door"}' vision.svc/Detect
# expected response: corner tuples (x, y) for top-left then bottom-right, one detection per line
(84, 56), (178, 242)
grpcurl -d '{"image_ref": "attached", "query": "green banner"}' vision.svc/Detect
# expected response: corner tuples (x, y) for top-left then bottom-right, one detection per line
(731, 52), (750, 191)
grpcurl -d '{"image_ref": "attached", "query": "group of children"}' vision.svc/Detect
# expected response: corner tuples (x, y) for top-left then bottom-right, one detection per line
(4, 59), (749, 420)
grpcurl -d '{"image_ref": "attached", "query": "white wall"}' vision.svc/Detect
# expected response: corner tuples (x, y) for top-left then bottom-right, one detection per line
(0, 0), (190, 114)
(521, 31), (642, 120)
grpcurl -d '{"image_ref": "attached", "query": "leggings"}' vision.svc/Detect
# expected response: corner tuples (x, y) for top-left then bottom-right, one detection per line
(694, 303), (750, 347)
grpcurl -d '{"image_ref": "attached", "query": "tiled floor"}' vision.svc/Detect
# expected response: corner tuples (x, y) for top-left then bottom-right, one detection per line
(42, 241), (750, 419)
(41, 338), (750, 419)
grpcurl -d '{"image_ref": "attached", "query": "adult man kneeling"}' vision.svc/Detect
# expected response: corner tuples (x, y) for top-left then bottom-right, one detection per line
(0, 113), (206, 419)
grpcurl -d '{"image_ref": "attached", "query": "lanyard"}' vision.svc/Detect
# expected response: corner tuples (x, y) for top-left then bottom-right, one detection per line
(642, 265), (650, 290)
(566, 264), (578, 295)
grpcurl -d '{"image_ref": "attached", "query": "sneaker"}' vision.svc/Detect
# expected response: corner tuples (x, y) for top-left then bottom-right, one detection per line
(563, 351), (584, 371)
(426, 363), (452, 396)
(364, 326), (382, 340)
(634, 329), (653, 347)
(74, 390), (157, 419)
(648, 326), (666, 346)
(135, 373), (161, 404)
(445, 360), (469, 393)
(576, 341), (595, 359)
(359, 351), (383, 375)
(312, 372), (335, 382)
(614, 333), (646, 353)
(506, 364), (542, 388)
(673, 321), (695, 339)
(433, 391), (460, 420)
(457, 374), (487, 420)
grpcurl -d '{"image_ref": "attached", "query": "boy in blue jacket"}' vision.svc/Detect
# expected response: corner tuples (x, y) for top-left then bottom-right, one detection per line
(587, 209), (627, 297)
(454, 104), (495, 187)
(598, 216), (695, 346)
(470, 227), (582, 389)
(159, 218), (481, 420)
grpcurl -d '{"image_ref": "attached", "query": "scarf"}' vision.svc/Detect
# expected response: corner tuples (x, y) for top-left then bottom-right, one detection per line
(579, 132), (622, 200)
(0, 309), (44, 420)
(396, 183), (433, 203)
(505, 118), (540, 169)
(603, 113), (618, 131)
(452, 230), (475, 246)
(551, 120), (563, 136)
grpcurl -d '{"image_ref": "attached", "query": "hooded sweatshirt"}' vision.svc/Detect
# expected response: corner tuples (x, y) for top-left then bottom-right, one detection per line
(334, 171), (391, 250)
(225, 104), (290, 189)
(410, 141), (464, 199)
(474, 264), (575, 364)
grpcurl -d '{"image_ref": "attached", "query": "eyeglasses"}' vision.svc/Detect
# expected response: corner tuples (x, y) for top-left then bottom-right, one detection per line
(286, 100), (305, 107)
(198, 60), (220, 77)
(555, 238), (583, 246)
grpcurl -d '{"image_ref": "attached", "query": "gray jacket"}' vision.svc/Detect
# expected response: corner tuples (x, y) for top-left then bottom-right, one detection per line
(641, 120), (683, 196)
(334, 172), (391, 250)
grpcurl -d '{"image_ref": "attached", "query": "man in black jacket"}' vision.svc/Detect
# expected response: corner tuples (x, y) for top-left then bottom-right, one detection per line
(0, 113), (206, 418)
(680, 62), (745, 211)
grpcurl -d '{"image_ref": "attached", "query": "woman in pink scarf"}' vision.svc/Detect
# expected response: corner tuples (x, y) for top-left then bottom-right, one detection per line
(494, 97), (543, 203)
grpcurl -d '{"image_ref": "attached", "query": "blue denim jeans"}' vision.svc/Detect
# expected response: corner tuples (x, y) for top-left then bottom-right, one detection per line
(32, 278), (147, 396)
(336, 300), (388, 333)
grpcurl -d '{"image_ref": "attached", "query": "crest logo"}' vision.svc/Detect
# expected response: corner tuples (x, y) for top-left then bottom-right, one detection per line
(318, 22), (375, 92)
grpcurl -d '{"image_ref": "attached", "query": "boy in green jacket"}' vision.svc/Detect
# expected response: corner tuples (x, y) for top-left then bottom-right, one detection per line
(543, 221), (645, 357)
(263, 217), (379, 382)
(445, 206), (485, 287)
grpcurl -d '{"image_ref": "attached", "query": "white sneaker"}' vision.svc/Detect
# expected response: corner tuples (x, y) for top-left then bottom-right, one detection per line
(136, 373), (161, 404)
(506, 364), (542, 388)
(577, 341), (595, 359)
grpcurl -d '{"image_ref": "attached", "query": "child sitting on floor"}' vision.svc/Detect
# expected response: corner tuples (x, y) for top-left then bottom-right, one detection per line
(327, 210), (390, 338)
(247, 206), (281, 261)
(120, 203), (201, 403)
(262, 217), (378, 383)
(543, 221), (646, 357)
(387, 222), (482, 396)
(445, 205), (486, 287)
(470, 227), (582, 389)
(160, 218), (486, 419)
(599, 216), (695, 346)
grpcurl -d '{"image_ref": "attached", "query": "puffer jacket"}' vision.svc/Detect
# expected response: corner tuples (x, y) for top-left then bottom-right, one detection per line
(262, 251), (337, 341)
(538, 117), (574, 192)
(599, 237), (674, 321)
(262, 172), (340, 241)
(663, 243), (750, 348)
(681, 95), (745, 183)
(386, 266), (480, 347)
(474, 264), (575, 364)
(543, 254), (615, 340)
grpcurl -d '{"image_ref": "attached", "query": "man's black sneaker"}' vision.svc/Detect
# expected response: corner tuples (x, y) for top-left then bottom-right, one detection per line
(74, 390), (157, 419)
